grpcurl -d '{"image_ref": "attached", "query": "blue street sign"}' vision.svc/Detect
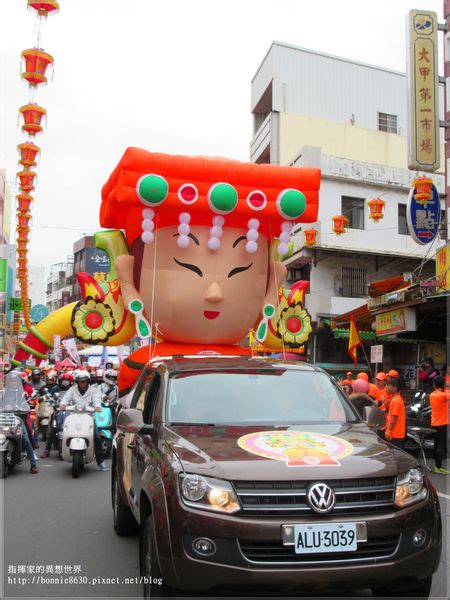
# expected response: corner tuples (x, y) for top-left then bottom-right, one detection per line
(407, 182), (441, 245)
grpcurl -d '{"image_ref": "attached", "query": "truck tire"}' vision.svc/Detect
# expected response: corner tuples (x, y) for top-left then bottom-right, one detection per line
(372, 576), (432, 598)
(140, 516), (174, 598)
(112, 465), (138, 535)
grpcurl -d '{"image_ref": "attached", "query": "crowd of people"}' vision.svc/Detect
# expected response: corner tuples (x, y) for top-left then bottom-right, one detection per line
(339, 359), (449, 474)
(4, 363), (118, 474)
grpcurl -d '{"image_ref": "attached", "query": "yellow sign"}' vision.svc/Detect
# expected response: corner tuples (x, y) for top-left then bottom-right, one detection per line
(407, 10), (440, 172)
(436, 245), (449, 292)
(376, 308), (417, 336)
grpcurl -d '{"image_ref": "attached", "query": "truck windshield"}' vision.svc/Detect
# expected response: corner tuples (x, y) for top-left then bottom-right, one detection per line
(166, 369), (358, 425)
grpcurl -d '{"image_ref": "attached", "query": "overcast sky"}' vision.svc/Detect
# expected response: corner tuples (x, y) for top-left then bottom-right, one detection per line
(0, 0), (443, 268)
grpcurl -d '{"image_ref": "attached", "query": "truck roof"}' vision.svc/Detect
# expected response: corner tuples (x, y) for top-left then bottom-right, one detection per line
(146, 355), (320, 374)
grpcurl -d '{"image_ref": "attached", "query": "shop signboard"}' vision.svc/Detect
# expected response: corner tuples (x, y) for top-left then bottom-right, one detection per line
(436, 245), (449, 292)
(407, 182), (441, 245)
(370, 345), (383, 363)
(0, 259), (6, 293)
(375, 307), (416, 336)
(406, 10), (440, 172)
(85, 248), (110, 283)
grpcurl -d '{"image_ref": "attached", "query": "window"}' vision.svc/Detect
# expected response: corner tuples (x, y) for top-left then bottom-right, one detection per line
(398, 203), (408, 235)
(341, 196), (365, 229)
(378, 112), (398, 134)
(341, 266), (367, 298)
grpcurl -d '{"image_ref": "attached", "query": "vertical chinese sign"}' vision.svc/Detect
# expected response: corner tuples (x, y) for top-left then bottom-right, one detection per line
(407, 10), (440, 172)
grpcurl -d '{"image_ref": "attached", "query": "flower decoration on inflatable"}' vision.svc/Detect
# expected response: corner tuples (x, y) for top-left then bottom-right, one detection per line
(261, 280), (312, 350)
(71, 297), (116, 343)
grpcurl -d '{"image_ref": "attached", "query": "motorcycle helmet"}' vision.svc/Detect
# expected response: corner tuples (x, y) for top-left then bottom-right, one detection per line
(103, 369), (118, 385)
(31, 368), (42, 383)
(96, 368), (105, 384)
(46, 370), (57, 384)
(75, 369), (90, 391)
(60, 372), (74, 389)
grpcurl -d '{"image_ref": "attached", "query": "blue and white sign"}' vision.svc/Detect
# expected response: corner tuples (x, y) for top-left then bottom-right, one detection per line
(407, 182), (441, 245)
(30, 303), (49, 323)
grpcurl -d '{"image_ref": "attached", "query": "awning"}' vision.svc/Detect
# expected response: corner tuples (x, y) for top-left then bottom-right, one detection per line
(334, 303), (372, 324)
(368, 274), (412, 298)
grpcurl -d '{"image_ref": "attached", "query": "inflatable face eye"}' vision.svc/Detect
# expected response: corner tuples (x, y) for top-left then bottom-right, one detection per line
(136, 174), (169, 206)
(276, 189), (306, 220)
(178, 184), (198, 205)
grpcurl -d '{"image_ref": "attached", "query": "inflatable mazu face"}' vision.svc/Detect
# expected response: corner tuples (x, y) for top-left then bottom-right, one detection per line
(100, 148), (320, 345)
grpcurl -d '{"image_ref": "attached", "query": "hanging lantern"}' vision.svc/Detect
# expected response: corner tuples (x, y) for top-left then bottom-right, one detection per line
(16, 193), (33, 212)
(304, 228), (318, 247)
(368, 197), (385, 223)
(17, 248), (28, 259)
(412, 176), (433, 205)
(17, 258), (28, 269)
(17, 170), (37, 192)
(17, 267), (28, 278)
(18, 142), (40, 167)
(27, 0), (59, 17)
(19, 103), (46, 135)
(21, 48), (54, 86)
(332, 215), (349, 235)
(17, 212), (32, 228)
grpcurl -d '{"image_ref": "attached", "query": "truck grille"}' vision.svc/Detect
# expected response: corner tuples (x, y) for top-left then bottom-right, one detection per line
(233, 477), (396, 516)
(239, 535), (400, 564)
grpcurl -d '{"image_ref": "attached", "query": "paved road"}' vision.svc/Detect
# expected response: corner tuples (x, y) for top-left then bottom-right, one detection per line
(1, 449), (448, 599)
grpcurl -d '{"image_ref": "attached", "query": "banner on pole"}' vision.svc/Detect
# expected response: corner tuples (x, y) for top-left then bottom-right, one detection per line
(62, 338), (81, 366)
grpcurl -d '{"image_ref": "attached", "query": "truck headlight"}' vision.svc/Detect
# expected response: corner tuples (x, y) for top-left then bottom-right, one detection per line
(180, 474), (240, 514)
(395, 468), (427, 507)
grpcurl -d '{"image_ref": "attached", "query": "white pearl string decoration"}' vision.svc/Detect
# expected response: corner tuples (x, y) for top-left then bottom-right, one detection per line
(208, 215), (225, 250)
(278, 221), (292, 256)
(177, 212), (191, 248)
(245, 218), (260, 253)
(141, 208), (155, 244)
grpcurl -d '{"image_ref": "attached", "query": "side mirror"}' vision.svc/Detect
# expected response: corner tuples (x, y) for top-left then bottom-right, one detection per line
(363, 406), (386, 429)
(117, 408), (154, 434)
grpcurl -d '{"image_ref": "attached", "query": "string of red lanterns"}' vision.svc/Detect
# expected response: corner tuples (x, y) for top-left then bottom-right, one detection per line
(15, 1), (59, 331)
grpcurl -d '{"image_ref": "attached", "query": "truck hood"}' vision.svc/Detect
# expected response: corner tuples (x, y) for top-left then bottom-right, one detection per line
(165, 423), (416, 481)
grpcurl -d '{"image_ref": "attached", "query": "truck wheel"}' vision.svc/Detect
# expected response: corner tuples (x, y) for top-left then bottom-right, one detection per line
(372, 576), (432, 598)
(72, 452), (82, 478)
(140, 516), (174, 598)
(112, 466), (138, 535)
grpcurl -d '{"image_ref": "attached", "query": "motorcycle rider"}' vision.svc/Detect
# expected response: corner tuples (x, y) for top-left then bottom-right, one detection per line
(30, 368), (46, 393)
(98, 369), (118, 400)
(45, 370), (60, 395)
(59, 370), (108, 471)
(59, 372), (74, 393)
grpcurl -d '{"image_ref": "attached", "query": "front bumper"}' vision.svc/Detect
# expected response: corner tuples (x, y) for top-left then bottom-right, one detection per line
(157, 488), (441, 593)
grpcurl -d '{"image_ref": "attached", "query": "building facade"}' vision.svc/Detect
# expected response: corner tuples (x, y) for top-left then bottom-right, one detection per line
(46, 260), (75, 313)
(251, 43), (446, 376)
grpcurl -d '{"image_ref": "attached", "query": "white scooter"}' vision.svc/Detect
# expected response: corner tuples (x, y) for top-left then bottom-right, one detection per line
(62, 405), (96, 478)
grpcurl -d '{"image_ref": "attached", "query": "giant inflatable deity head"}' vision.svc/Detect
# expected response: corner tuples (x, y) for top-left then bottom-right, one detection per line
(100, 148), (320, 345)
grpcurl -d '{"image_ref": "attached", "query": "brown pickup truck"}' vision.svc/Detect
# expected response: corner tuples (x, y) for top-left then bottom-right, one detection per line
(111, 356), (441, 598)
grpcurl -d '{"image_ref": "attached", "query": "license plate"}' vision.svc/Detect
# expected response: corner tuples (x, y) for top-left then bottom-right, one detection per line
(294, 523), (357, 554)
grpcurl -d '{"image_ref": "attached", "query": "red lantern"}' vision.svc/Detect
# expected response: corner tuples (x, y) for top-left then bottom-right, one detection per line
(17, 170), (37, 192)
(17, 248), (28, 258)
(368, 197), (385, 223)
(18, 142), (40, 167)
(19, 103), (46, 135)
(21, 48), (54, 86)
(17, 212), (32, 228)
(17, 193), (33, 212)
(27, 0), (59, 17)
(17, 267), (28, 278)
(332, 215), (348, 235)
(304, 228), (318, 246)
(413, 176), (433, 205)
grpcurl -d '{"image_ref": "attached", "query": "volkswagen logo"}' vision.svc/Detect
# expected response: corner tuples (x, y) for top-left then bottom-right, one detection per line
(307, 483), (336, 513)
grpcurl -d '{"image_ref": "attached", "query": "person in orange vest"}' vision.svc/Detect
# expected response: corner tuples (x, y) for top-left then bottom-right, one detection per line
(429, 376), (450, 474)
(384, 378), (406, 450)
(346, 371), (354, 385)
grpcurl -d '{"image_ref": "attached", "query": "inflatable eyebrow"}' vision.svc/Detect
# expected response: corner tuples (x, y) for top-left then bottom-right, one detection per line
(14, 147), (320, 394)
